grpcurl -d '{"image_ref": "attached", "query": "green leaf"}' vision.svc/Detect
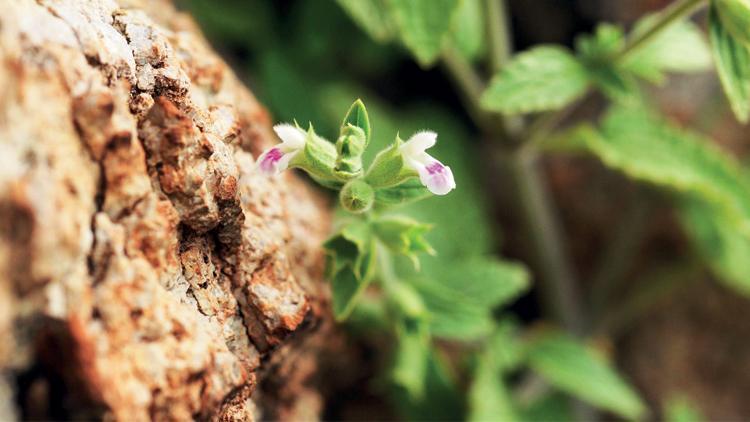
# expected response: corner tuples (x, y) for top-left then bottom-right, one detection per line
(373, 216), (435, 268)
(330, 265), (365, 320)
(575, 24), (640, 103)
(679, 197), (750, 296)
(714, 0), (750, 46)
(623, 16), (711, 83)
(449, 0), (485, 61)
(413, 258), (529, 340)
(518, 392), (574, 422)
(434, 257), (530, 308)
(468, 350), (517, 422)
(394, 349), (464, 421)
(575, 23), (625, 60)
(527, 331), (646, 419)
(324, 221), (377, 320)
(578, 107), (750, 231)
(374, 179), (432, 206)
(412, 277), (495, 340)
(387, 0), (461, 66)
(480, 46), (590, 114)
(391, 319), (431, 398)
(664, 395), (704, 422)
(335, 0), (396, 43)
(588, 65), (641, 104)
(341, 99), (372, 143)
(489, 318), (526, 372)
(709, 5), (750, 123)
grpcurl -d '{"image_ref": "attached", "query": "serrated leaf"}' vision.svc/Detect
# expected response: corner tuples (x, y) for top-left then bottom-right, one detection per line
(412, 258), (529, 340)
(449, 0), (485, 61)
(579, 107), (750, 231)
(623, 16), (711, 83)
(341, 99), (372, 143)
(679, 197), (750, 296)
(709, 5), (750, 123)
(480, 46), (590, 114)
(373, 216), (434, 268)
(387, 0), (461, 66)
(336, 0), (396, 43)
(527, 331), (646, 419)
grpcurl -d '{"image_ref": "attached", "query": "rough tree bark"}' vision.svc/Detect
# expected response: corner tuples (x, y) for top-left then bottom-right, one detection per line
(0, 0), (337, 420)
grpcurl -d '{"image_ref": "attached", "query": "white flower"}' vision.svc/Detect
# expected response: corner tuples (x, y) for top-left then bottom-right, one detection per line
(256, 124), (306, 176)
(399, 131), (456, 195)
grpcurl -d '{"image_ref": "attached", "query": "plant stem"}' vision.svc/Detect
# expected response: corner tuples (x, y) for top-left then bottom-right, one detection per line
(443, 0), (586, 336)
(486, 0), (512, 72)
(441, 43), (487, 123)
(504, 149), (586, 334)
(617, 0), (707, 62)
(588, 192), (654, 323)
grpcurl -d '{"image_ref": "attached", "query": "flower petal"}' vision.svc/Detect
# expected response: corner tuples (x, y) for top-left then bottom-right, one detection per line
(416, 159), (456, 195)
(273, 123), (306, 150)
(257, 147), (287, 176)
(401, 131), (437, 156)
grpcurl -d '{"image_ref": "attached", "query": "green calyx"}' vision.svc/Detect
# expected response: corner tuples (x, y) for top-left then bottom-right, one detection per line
(365, 137), (418, 189)
(288, 125), (341, 186)
(339, 179), (376, 213)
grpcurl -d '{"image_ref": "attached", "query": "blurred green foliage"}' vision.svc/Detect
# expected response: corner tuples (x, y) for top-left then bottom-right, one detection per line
(181, 0), (748, 420)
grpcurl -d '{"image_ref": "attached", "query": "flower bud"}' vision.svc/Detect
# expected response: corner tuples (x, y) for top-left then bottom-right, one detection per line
(339, 179), (375, 213)
(334, 124), (367, 179)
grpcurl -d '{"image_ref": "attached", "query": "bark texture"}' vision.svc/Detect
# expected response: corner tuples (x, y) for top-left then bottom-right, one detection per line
(0, 0), (333, 419)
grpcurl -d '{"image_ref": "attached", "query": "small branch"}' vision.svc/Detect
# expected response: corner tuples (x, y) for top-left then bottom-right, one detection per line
(486, 0), (513, 72)
(441, 43), (513, 140)
(441, 43), (485, 115)
(617, 0), (707, 62)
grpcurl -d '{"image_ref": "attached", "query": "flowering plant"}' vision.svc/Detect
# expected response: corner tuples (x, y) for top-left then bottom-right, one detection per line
(258, 100), (456, 319)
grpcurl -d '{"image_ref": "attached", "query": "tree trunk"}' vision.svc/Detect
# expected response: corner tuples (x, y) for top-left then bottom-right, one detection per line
(0, 0), (334, 419)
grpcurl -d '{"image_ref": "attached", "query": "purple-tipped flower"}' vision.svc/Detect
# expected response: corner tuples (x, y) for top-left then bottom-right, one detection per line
(399, 131), (456, 195)
(256, 124), (306, 176)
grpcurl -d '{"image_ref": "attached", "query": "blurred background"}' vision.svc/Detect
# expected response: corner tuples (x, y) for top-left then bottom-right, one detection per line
(177, 0), (750, 419)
